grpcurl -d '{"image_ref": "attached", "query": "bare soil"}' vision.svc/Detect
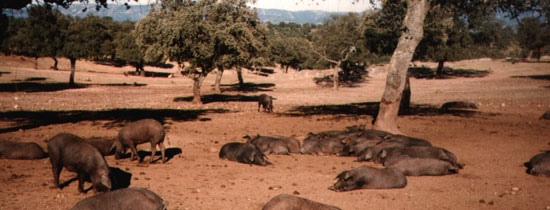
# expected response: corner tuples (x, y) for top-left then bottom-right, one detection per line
(0, 55), (549, 210)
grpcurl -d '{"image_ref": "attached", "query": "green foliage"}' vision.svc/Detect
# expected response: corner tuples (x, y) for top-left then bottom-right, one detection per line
(3, 5), (66, 59)
(136, 0), (266, 74)
(270, 36), (311, 71)
(362, 0), (404, 56)
(312, 13), (363, 64)
(516, 17), (550, 59)
(61, 15), (112, 60)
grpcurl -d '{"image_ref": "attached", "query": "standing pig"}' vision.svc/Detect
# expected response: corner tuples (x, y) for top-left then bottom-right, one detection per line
(262, 194), (341, 210)
(329, 166), (407, 191)
(47, 133), (111, 193)
(525, 151), (550, 176)
(84, 137), (116, 156)
(70, 187), (167, 210)
(0, 141), (47, 159)
(115, 119), (166, 163)
(386, 158), (459, 176)
(258, 94), (275, 113)
(219, 142), (271, 166)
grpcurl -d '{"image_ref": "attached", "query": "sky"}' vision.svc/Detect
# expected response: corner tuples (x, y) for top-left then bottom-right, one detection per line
(130, 0), (376, 12)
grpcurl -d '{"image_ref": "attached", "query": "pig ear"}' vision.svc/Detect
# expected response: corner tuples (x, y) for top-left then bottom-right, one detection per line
(379, 149), (387, 159)
(343, 172), (353, 180)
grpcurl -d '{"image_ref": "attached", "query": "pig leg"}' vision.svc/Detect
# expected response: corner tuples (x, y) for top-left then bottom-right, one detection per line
(51, 164), (62, 188)
(77, 172), (85, 193)
(150, 142), (157, 163)
(159, 142), (166, 163)
(129, 144), (139, 161)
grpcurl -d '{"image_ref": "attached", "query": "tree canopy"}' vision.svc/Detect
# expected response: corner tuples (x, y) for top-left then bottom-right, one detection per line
(135, 0), (267, 103)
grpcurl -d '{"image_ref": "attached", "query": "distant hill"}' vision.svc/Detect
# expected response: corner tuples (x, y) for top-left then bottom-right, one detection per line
(4, 4), (350, 24)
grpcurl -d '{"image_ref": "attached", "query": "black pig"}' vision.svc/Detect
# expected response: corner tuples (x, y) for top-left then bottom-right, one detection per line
(386, 158), (459, 176)
(115, 119), (166, 163)
(47, 133), (111, 193)
(378, 146), (463, 169)
(0, 141), (47, 159)
(219, 142), (271, 166)
(300, 134), (345, 155)
(525, 151), (550, 176)
(258, 94), (275, 112)
(246, 135), (300, 155)
(84, 137), (115, 156)
(70, 187), (167, 210)
(329, 166), (407, 191)
(262, 194), (341, 210)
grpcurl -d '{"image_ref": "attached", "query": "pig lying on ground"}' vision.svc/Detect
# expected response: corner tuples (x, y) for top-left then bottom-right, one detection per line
(378, 146), (463, 169)
(356, 137), (433, 162)
(386, 157), (459, 176)
(329, 166), (407, 191)
(0, 141), (47, 159)
(245, 135), (300, 155)
(300, 134), (346, 155)
(262, 194), (341, 210)
(115, 119), (167, 163)
(47, 133), (111, 193)
(525, 151), (550, 176)
(70, 187), (167, 210)
(219, 142), (271, 166)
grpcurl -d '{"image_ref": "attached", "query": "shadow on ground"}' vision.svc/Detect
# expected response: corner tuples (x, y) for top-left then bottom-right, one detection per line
(137, 147), (183, 163)
(218, 82), (275, 92)
(409, 67), (491, 79)
(174, 94), (262, 104)
(511, 74), (550, 80)
(0, 82), (88, 92)
(0, 82), (147, 92)
(58, 166), (132, 192)
(285, 102), (496, 119)
(0, 108), (229, 133)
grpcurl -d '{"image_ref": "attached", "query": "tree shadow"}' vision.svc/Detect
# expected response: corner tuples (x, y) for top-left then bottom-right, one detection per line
(136, 147), (182, 163)
(511, 74), (550, 80)
(0, 82), (88, 92)
(22, 77), (47, 81)
(95, 83), (147, 87)
(408, 67), (491, 79)
(174, 94), (261, 104)
(249, 67), (275, 77)
(0, 82), (148, 92)
(57, 166), (132, 192)
(284, 102), (495, 119)
(218, 82), (275, 92)
(126, 71), (173, 78)
(0, 108), (229, 133)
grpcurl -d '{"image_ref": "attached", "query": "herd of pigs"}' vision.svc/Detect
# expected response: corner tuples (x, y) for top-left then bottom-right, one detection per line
(1, 117), (550, 210)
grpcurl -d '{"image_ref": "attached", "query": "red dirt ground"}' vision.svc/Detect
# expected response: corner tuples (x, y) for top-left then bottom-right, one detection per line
(0, 55), (549, 210)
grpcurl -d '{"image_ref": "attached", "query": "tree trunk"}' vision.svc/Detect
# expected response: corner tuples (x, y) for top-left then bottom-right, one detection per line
(69, 58), (76, 85)
(214, 67), (224, 93)
(237, 67), (244, 89)
(192, 73), (206, 104)
(333, 64), (339, 89)
(52, 57), (58, 70)
(34, 57), (38, 69)
(373, 0), (430, 134)
(436, 60), (445, 78)
(284, 65), (289, 74)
